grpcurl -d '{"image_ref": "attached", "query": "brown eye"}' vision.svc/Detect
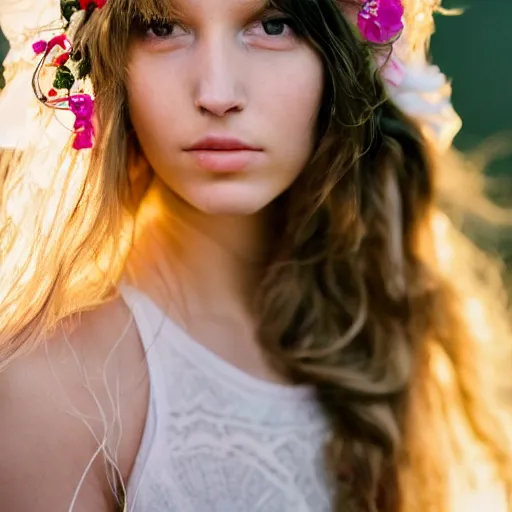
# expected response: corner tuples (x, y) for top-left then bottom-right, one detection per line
(148, 21), (175, 38)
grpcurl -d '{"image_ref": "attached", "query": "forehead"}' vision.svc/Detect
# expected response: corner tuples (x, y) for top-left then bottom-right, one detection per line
(129, 0), (272, 19)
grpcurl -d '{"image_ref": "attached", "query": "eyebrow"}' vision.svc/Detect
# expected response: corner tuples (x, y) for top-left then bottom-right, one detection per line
(228, 0), (287, 27)
(241, 0), (273, 16)
(129, 0), (182, 22)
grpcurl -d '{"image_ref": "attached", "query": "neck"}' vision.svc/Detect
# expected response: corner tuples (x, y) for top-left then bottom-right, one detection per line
(129, 177), (272, 316)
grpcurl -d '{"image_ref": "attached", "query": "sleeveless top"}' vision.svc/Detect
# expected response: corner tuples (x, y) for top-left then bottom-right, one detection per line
(120, 286), (334, 512)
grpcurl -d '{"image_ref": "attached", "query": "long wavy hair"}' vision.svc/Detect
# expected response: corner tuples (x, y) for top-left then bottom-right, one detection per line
(1, 0), (512, 510)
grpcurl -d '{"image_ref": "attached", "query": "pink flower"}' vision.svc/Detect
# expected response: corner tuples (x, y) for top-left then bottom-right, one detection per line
(32, 40), (48, 55)
(357, 0), (404, 45)
(73, 129), (94, 150)
(69, 94), (94, 121)
(69, 94), (95, 150)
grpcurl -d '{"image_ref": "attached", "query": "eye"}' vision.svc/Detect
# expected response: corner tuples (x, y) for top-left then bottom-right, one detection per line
(246, 16), (296, 38)
(261, 18), (289, 36)
(141, 19), (188, 39)
(149, 21), (174, 38)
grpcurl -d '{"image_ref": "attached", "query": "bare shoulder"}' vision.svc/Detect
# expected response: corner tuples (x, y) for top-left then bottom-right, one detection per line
(0, 296), (149, 511)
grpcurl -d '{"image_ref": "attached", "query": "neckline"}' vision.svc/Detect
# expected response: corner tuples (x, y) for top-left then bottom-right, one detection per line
(120, 284), (317, 401)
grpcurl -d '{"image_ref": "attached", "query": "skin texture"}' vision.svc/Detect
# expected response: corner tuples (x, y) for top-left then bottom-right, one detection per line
(127, 0), (323, 216)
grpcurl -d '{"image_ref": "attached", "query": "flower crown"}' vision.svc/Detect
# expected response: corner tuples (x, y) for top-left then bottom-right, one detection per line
(31, 0), (404, 151)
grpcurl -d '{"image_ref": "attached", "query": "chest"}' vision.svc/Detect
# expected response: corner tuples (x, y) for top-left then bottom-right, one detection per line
(125, 345), (334, 512)
(118, 288), (335, 511)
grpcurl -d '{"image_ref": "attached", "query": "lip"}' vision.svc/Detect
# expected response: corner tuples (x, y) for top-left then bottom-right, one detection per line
(184, 135), (264, 172)
(185, 136), (262, 152)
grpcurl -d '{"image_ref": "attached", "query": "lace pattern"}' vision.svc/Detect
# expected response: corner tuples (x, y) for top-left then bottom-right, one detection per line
(123, 289), (335, 512)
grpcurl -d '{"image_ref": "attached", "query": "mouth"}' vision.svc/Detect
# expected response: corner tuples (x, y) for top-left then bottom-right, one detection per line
(183, 136), (264, 172)
(185, 136), (262, 152)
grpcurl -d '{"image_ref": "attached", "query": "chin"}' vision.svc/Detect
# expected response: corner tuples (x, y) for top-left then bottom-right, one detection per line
(185, 182), (279, 216)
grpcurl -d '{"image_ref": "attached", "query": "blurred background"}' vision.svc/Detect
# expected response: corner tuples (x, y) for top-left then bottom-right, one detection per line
(0, 29), (6, 89)
(431, 0), (512, 178)
(428, 0), (512, 273)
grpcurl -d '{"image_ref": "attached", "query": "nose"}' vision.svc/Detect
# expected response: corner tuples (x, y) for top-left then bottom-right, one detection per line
(194, 36), (246, 117)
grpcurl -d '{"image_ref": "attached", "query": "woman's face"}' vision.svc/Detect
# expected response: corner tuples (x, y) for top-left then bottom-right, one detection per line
(127, 0), (323, 215)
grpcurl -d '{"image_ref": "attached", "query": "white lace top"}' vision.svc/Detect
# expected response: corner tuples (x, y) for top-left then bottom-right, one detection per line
(121, 286), (334, 512)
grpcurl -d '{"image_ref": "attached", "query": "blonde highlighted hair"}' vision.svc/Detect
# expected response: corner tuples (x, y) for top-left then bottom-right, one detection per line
(1, 0), (512, 510)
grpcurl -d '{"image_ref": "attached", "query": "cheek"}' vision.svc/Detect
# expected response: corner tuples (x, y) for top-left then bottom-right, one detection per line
(124, 47), (323, 214)
(125, 45), (323, 190)
(257, 50), (323, 153)
(125, 54), (182, 151)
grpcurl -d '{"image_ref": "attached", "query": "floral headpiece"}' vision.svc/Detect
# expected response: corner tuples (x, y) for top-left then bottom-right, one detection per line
(31, 0), (106, 150)
(31, 0), (404, 151)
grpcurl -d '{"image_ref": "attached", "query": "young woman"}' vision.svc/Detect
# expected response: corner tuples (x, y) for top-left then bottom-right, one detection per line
(0, 0), (511, 510)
